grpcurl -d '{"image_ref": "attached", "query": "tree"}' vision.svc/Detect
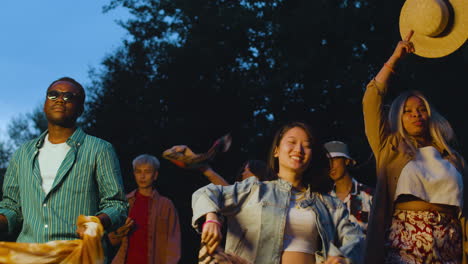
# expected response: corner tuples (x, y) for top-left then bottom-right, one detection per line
(0, 140), (11, 171)
(0, 105), (48, 169)
(7, 106), (47, 150)
(0, 105), (47, 197)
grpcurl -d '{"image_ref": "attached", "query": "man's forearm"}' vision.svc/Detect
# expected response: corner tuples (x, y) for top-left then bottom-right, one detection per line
(202, 167), (229, 186)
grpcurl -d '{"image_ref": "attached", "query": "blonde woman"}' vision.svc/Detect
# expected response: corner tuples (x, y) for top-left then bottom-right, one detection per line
(363, 32), (467, 263)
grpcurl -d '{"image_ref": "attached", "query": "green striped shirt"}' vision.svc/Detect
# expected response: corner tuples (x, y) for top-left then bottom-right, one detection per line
(0, 128), (128, 243)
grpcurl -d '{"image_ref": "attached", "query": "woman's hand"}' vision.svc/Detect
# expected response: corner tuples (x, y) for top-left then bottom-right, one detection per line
(170, 145), (197, 157)
(323, 256), (347, 264)
(375, 30), (414, 83)
(387, 30), (415, 66)
(163, 144), (205, 169)
(201, 212), (223, 254)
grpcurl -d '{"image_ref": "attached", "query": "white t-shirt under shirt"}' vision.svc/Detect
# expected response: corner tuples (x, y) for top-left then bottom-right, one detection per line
(38, 134), (71, 194)
(395, 146), (463, 208)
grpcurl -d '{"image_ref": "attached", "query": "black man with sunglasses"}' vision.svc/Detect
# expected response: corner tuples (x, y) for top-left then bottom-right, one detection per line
(0, 77), (128, 260)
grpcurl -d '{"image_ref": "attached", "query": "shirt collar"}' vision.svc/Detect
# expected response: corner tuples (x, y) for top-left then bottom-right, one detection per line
(350, 177), (359, 195)
(128, 188), (160, 200)
(276, 178), (293, 190)
(276, 178), (312, 196)
(35, 127), (85, 149)
(331, 177), (358, 196)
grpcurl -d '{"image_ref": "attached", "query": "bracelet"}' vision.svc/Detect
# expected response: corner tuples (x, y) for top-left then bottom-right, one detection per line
(383, 63), (395, 73)
(202, 220), (221, 230)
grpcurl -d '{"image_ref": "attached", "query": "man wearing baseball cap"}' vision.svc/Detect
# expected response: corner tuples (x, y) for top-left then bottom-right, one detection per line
(324, 141), (374, 234)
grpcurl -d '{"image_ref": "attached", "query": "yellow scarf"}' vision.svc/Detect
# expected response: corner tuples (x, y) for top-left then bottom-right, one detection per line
(0, 215), (104, 264)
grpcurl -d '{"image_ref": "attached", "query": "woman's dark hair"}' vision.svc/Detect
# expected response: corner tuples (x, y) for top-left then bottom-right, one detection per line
(267, 121), (332, 193)
(235, 160), (275, 182)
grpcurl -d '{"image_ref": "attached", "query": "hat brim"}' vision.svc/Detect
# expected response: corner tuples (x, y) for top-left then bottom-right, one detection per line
(328, 152), (357, 166)
(400, 0), (468, 58)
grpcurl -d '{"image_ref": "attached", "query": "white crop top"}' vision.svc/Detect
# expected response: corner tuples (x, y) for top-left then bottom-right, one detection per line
(283, 190), (319, 254)
(395, 146), (463, 208)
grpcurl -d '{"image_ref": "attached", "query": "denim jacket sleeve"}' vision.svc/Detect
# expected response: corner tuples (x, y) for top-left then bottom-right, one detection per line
(324, 196), (365, 264)
(191, 177), (259, 232)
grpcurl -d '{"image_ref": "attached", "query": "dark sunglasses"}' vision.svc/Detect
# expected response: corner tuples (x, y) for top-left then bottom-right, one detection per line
(46, 90), (79, 102)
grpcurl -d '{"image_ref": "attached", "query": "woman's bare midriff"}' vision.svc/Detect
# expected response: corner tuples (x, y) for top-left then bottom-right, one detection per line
(281, 251), (315, 264)
(395, 196), (458, 215)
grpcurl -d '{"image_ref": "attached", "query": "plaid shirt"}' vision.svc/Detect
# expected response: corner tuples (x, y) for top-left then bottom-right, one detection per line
(0, 128), (128, 242)
(330, 178), (374, 233)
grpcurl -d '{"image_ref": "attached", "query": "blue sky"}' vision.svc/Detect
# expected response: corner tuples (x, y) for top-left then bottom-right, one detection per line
(0, 1), (130, 140)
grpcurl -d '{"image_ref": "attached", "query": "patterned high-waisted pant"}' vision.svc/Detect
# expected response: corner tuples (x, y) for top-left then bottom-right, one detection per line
(385, 209), (462, 264)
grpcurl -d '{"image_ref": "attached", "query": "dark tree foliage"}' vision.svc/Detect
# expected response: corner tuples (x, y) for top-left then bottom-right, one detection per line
(80, 0), (468, 261)
(7, 106), (48, 150)
(0, 105), (48, 171)
(0, 142), (9, 172)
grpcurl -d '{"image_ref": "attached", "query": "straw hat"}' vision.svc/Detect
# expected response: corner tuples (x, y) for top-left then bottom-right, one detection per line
(399, 0), (468, 58)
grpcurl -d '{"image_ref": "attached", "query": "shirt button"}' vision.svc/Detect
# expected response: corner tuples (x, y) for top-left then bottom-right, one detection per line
(44, 224), (48, 228)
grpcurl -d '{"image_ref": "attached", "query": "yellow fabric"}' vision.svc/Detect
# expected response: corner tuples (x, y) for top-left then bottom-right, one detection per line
(0, 215), (104, 264)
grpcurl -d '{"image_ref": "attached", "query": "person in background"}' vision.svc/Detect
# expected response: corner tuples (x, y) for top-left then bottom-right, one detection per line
(324, 141), (374, 234)
(192, 122), (364, 264)
(109, 154), (181, 264)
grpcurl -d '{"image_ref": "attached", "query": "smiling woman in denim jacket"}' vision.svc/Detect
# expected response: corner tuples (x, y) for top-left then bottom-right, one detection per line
(192, 122), (365, 264)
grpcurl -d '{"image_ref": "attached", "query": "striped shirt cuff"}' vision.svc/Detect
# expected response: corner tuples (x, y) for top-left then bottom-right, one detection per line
(0, 209), (18, 234)
(96, 208), (126, 232)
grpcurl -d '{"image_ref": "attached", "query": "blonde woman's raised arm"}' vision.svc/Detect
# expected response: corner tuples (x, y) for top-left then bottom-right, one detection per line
(375, 30), (414, 84)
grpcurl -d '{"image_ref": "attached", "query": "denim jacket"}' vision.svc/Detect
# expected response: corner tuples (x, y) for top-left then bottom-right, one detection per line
(192, 177), (364, 264)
